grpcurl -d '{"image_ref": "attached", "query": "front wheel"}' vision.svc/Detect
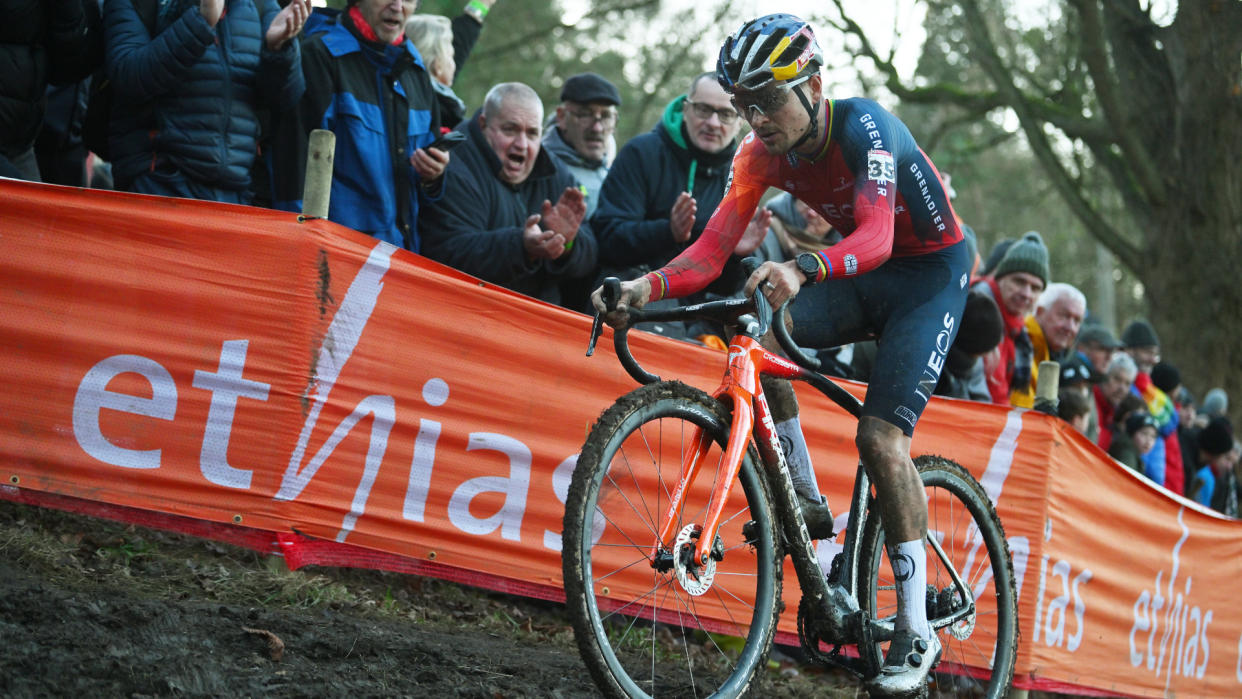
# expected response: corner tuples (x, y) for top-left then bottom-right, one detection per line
(562, 381), (783, 698)
(857, 455), (1018, 698)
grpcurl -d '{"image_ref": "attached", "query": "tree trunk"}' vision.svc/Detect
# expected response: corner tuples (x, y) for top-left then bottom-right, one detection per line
(1135, 0), (1242, 418)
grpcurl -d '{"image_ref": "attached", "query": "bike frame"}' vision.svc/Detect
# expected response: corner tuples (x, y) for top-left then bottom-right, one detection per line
(652, 333), (812, 566)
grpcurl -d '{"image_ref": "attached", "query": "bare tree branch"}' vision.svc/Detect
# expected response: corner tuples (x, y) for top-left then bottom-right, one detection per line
(956, 0), (1142, 271)
(1067, 0), (1167, 205)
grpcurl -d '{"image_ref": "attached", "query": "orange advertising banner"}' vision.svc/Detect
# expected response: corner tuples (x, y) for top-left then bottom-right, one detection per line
(2, 178), (1240, 696)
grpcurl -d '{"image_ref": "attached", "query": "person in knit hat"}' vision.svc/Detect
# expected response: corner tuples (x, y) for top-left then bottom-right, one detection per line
(1121, 319), (1161, 374)
(1189, 416), (1238, 515)
(1118, 318), (1183, 492)
(971, 230), (1049, 406)
(1201, 388), (1228, 420)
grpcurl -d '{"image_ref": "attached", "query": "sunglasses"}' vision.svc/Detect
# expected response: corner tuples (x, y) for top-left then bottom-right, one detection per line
(730, 76), (811, 120)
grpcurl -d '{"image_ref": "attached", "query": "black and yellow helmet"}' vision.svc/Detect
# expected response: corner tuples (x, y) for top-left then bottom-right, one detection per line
(717, 14), (823, 93)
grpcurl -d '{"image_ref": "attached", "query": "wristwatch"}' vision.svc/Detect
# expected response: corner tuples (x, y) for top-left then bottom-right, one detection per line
(796, 252), (822, 285)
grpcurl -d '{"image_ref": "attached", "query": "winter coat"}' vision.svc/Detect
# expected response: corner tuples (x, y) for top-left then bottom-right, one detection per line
(542, 125), (608, 218)
(0, 0), (97, 159)
(104, 0), (302, 192)
(591, 95), (736, 276)
(271, 7), (440, 250)
(418, 111), (598, 307)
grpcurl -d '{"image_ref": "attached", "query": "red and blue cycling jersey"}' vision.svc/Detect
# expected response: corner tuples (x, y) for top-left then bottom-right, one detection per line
(645, 98), (963, 300)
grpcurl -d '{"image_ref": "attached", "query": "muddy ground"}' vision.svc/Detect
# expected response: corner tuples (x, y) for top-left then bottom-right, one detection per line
(1, 500), (1086, 698)
(0, 500), (855, 698)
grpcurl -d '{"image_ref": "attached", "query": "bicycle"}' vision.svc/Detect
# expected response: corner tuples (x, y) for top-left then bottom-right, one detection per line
(562, 276), (1018, 698)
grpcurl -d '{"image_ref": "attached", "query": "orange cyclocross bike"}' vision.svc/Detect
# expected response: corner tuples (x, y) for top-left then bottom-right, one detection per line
(562, 274), (1018, 698)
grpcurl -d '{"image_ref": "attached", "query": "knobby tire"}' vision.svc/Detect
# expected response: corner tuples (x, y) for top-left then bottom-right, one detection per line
(856, 455), (1019, 698)
(562, 381), (783, 698)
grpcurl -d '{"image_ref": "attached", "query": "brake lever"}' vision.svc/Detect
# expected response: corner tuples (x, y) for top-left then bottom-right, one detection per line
(586, 278), (622, 357)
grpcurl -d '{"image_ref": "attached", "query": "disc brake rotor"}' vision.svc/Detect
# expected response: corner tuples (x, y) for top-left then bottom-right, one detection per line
(673, 524), (717, 596)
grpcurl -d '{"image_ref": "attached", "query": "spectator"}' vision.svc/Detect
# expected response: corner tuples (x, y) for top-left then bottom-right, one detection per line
(1058, 388), (1092, 436)
(1, 0), (100, 181)
(978, 237), (1014, 277)
(104, 0), (307, 201)
(404, 14), (466, 129)
(755, 191), (841, 260)
(1149, 360), (1187, 494)
(1119, 320), (1180, 493)
(1013, 282), (1085, 407)
(1200, 388), (1228, 423)
(1076, 323), (1123, 377)
(1175, 386), (1199, 488)
(1121, 319), (1161, 374)
(1059, 352), (1102, 441)
(591, 71), (751, 337)
(1094, 351), (1138, 450)
(1109, 409), (1159, 475)
(1189, 416), (1238, 516)
(273, 0), (447, 250)
(933, 289), (1004, 402)
(543, 72), (621, 219)
(973, 231), (1049, 406)
(418, 82), (597, 307)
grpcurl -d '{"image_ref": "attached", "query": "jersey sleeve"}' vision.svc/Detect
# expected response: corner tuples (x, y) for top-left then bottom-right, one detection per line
(803, 105), (900, 282)
(643, 137), (767, 301)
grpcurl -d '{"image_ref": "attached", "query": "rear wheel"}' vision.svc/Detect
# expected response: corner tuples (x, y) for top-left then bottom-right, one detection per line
(562, 381), (783, 698)
(857, 455), (1018, 698)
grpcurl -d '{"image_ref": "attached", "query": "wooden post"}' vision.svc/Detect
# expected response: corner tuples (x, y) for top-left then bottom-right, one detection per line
(301, 129), (335, 219)
(1034, 359), (1061, 415)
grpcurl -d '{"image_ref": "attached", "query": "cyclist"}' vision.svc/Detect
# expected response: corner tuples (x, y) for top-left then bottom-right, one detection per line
(591, 14), (968, 696)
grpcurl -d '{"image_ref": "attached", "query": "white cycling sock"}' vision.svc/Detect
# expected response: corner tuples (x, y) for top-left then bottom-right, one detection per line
(775, 417), (820, 500)
(889, 538), (933, 639)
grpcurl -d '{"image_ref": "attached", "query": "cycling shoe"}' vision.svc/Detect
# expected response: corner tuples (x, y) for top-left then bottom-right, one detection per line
(796, 492), (834, 540)
(865, 629), (942, 697)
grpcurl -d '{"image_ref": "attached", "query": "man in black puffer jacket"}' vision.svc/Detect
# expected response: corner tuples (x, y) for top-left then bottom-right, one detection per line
(0, 0), (99, 181)
(419, 82), (598, 308)
(103, 0), (308, 202)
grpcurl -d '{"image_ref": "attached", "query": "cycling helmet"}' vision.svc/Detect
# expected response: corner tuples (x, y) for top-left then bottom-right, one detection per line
(717, 14), (823, 94)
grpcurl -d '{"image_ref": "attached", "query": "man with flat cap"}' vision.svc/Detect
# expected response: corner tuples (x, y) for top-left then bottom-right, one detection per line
(543, 72), (622, 218)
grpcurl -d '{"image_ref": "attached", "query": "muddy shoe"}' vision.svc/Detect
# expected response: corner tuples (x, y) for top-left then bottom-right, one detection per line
(865, 630), (942, 697)
(796, 493), (834, 540)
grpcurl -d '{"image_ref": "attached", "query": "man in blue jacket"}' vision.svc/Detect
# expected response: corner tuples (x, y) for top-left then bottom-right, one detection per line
(273, 0), (447, 251)
(104, 0), (308, 202)
(418, 82), (597, 308)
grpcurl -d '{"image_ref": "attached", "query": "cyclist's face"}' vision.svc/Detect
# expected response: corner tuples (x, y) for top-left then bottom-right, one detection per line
(683, 79), (739, 154)
(996, 271), (1044, 317)
(556, 100), (616, 162)
(481, 96), (543, 185)
(736, 75), (820, 155)
(1034, 295), (1085, 353)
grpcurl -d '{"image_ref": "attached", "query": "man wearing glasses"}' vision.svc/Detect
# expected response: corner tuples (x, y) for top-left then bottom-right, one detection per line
(592, 14), (967, 695)
(591, 71), (765, 339)
(543, 72), (621, 219)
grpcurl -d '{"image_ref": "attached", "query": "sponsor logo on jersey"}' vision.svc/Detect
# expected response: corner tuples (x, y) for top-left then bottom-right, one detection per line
(895, 405), (917, 427)
(844, 254), (858, 275)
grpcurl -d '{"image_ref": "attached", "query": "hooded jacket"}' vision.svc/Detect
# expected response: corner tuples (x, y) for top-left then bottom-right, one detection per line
(417, 110), (598, 307)
(542, 124), (608, 218)
(271, 6), (439, 250)
(590, 95), (736, 275)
